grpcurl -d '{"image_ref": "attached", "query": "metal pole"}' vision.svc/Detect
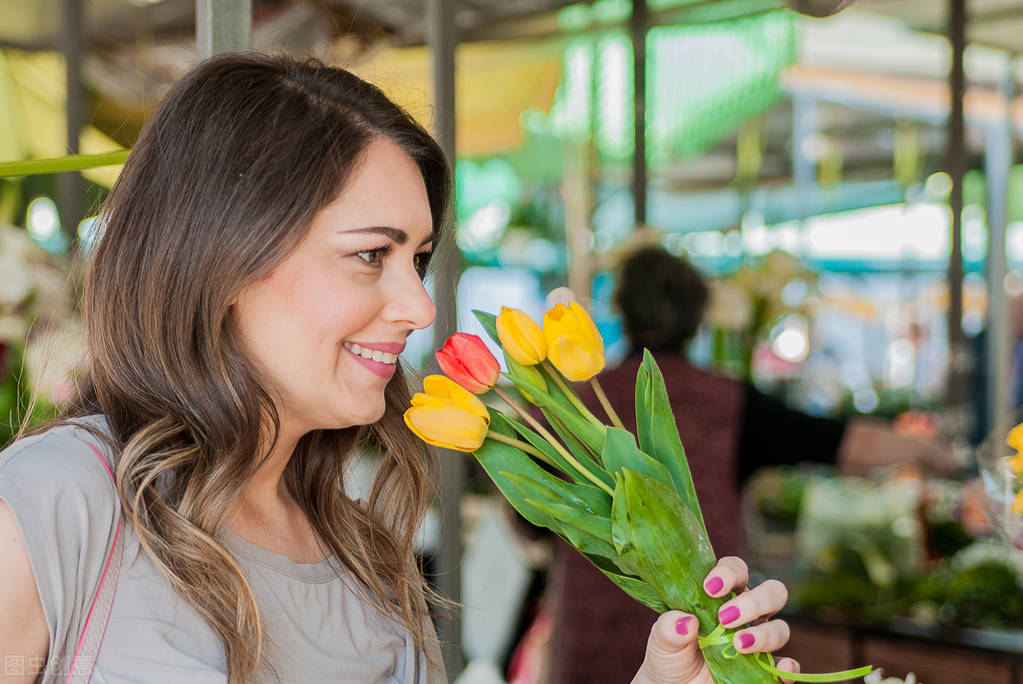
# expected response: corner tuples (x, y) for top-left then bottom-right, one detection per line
(632, 0), (647, 227)
(427, 0), (463, 676)
(946, 0), (968, 441)
(985, 55), (1015, 433)
(60, 0), (83, 252)
(196, 0), (252, 60)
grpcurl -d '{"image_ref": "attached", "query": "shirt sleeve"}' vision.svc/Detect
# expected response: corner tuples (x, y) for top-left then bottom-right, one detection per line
(0, 424), (120, 676)
(736, 384), (846, 484)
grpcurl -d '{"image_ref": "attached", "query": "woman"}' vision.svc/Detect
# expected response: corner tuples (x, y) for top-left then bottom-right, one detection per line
(0, 54), (795, 683)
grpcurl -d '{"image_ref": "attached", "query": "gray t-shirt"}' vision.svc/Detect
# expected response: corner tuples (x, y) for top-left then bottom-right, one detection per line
(0, 416), (444, 683)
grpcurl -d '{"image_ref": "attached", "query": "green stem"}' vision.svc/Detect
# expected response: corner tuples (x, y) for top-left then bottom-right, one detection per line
(492, 386), (613, 496)
(540, 360), (604, 428)
(589, 377), (626, 431)
(547, 412), (601, 466)
(485, 430), (556, 468)
(0, 149), (130, 177)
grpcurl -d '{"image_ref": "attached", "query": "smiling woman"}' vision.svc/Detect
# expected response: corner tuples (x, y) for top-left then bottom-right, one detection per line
(0, 53), (796, 684)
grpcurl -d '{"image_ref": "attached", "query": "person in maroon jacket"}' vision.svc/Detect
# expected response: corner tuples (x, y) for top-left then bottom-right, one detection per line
(545, 246), (952, 684)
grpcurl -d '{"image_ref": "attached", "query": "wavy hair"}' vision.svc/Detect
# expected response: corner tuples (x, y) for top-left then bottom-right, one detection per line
(48, 53), (450, 681)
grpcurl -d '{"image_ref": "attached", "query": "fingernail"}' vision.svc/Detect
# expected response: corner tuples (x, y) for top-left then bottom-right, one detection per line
(739, 633), (755, 649)
(718, 606), (741, 625)
(704, 576), (724, 595)
(675, 617), (690, 635)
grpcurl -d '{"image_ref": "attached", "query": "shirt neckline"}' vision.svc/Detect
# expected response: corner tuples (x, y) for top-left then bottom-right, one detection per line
(218, 526), (340, 584)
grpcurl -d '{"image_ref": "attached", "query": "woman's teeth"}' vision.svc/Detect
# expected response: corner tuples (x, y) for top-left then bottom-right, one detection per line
(344, 342), (397, 365)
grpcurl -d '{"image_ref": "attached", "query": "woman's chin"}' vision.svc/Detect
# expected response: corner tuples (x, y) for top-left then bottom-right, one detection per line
(332, 404), (386, 430)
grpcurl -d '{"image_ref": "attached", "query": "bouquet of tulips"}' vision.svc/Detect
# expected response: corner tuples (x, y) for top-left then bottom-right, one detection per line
(405, 299), (870, 683)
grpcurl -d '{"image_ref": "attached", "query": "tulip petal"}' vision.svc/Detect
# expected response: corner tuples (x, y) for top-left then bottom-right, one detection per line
(1008, 423), (1023, 452)
(420, 375), (490, 422)
(423, 374), (456, 399)
(497, 307), (548, 366)
(436, 333), (500, 393)
(404, 404), (489, 452)
(548, 333), (605, 382)
(568, 301), (604, 353)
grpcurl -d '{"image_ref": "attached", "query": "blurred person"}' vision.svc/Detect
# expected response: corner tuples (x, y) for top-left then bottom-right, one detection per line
(0, 55), (796, 683)
(547, 245), (953, 684)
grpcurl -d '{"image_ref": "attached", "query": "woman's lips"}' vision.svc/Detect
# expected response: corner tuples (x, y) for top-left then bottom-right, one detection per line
(343, 341), (403, 379)
(348, 349), (398, 378)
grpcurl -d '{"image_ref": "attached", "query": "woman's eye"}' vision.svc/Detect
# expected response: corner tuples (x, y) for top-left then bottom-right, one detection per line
(356, 247), (389, 267)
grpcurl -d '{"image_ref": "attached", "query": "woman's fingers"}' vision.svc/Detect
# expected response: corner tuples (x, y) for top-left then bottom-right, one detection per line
(732, 618), (791, 654)
(635, 610), (707, 684)
(775, 657), (800, 684)
(702, 556), (749, 598)
(715, 579), (788, 628)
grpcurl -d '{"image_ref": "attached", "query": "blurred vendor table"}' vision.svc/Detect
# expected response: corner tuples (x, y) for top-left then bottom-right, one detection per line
(781, 614), (1023, 683)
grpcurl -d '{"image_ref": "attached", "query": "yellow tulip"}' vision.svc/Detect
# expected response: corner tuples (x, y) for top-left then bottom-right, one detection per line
(496, 307), (548, 366)
(543, 301), (605, 382)
(1007, 423), (1023, 452)
(1014, 489), (1023, 515)
(404, 375), (490, 452)
(1009, 450), (1023, 475)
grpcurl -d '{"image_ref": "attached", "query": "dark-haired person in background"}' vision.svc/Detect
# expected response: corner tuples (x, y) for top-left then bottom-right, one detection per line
(546, 245), (953, 684)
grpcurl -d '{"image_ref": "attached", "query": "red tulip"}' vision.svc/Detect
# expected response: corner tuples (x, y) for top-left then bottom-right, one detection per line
(436, 333), (500, 394)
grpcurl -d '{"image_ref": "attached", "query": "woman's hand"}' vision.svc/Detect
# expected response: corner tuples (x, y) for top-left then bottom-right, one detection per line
(632, 556), (798, 684)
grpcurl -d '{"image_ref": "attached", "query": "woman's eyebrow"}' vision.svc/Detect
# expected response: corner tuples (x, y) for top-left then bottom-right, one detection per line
(343, 226), (408, 244)
(341, 226), (435, 247)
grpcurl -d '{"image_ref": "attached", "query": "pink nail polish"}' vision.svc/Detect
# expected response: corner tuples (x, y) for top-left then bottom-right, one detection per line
(675, 617), (690, 635)
(718, 606), (740, 625)
(739, 633), (755, 649)
(704, 576), (724, 595)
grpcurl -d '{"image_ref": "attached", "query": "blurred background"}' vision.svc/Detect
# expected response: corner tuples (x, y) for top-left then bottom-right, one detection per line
(4, 1), (1023, 682)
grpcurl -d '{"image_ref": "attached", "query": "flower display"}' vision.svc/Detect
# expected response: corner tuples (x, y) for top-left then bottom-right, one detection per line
(974, 412), (1023, 546)
(1005, 426), (1023, 515)
(0, 224), (78, 446)
(496, 307), (547, 366)
(542, 301), (604, 382)
(405, 295), (871, 683)
(435, 332), (501, 394)
(403, 374), (491, 451)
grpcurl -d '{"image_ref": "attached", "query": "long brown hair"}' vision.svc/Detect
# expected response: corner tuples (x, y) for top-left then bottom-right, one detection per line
(54, 53), (450, 681)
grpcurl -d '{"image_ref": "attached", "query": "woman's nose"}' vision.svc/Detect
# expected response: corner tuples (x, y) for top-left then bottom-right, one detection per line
(386, 273), (436, 332)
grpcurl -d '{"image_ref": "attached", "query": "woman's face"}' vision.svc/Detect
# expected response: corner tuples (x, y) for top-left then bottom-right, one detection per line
(233, 138), (436, 436)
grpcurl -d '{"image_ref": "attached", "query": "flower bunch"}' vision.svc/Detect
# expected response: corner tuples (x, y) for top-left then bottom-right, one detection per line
(405, 298), (871, 683)
(1006, 424), (1023, 514)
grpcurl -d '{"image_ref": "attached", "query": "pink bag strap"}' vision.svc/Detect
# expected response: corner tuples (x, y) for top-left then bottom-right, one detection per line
(65, 440), (124, 684)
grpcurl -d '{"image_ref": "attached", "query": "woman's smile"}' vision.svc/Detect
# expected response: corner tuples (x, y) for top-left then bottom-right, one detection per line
(342, 341), (404, 378)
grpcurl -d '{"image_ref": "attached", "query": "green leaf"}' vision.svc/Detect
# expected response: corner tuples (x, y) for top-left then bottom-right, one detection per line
(541, 409), (615, 490)
(635, 349), (706, 535)
(0, 149), (130, 178)
(501, 413), (589, 485)
(499, 466), (610, 518)
(599, 569), (670, 613)
(474, 413), (566, 534)
(616, 468), (716, 616)
(612, 467), (782, 683)
(610, 475), (643, 577)
(503, 354), (547, 404)
(601, 427), (675, 490)
(525, 498), (617, 559)
(472, 309), (500, 345)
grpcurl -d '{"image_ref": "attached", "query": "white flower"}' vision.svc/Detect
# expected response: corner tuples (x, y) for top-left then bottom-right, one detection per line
(865, 669), (920, 684)
(0, 250), (32, 308)
(0, 315), (27, 343)
(24, 321), (84, 406)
